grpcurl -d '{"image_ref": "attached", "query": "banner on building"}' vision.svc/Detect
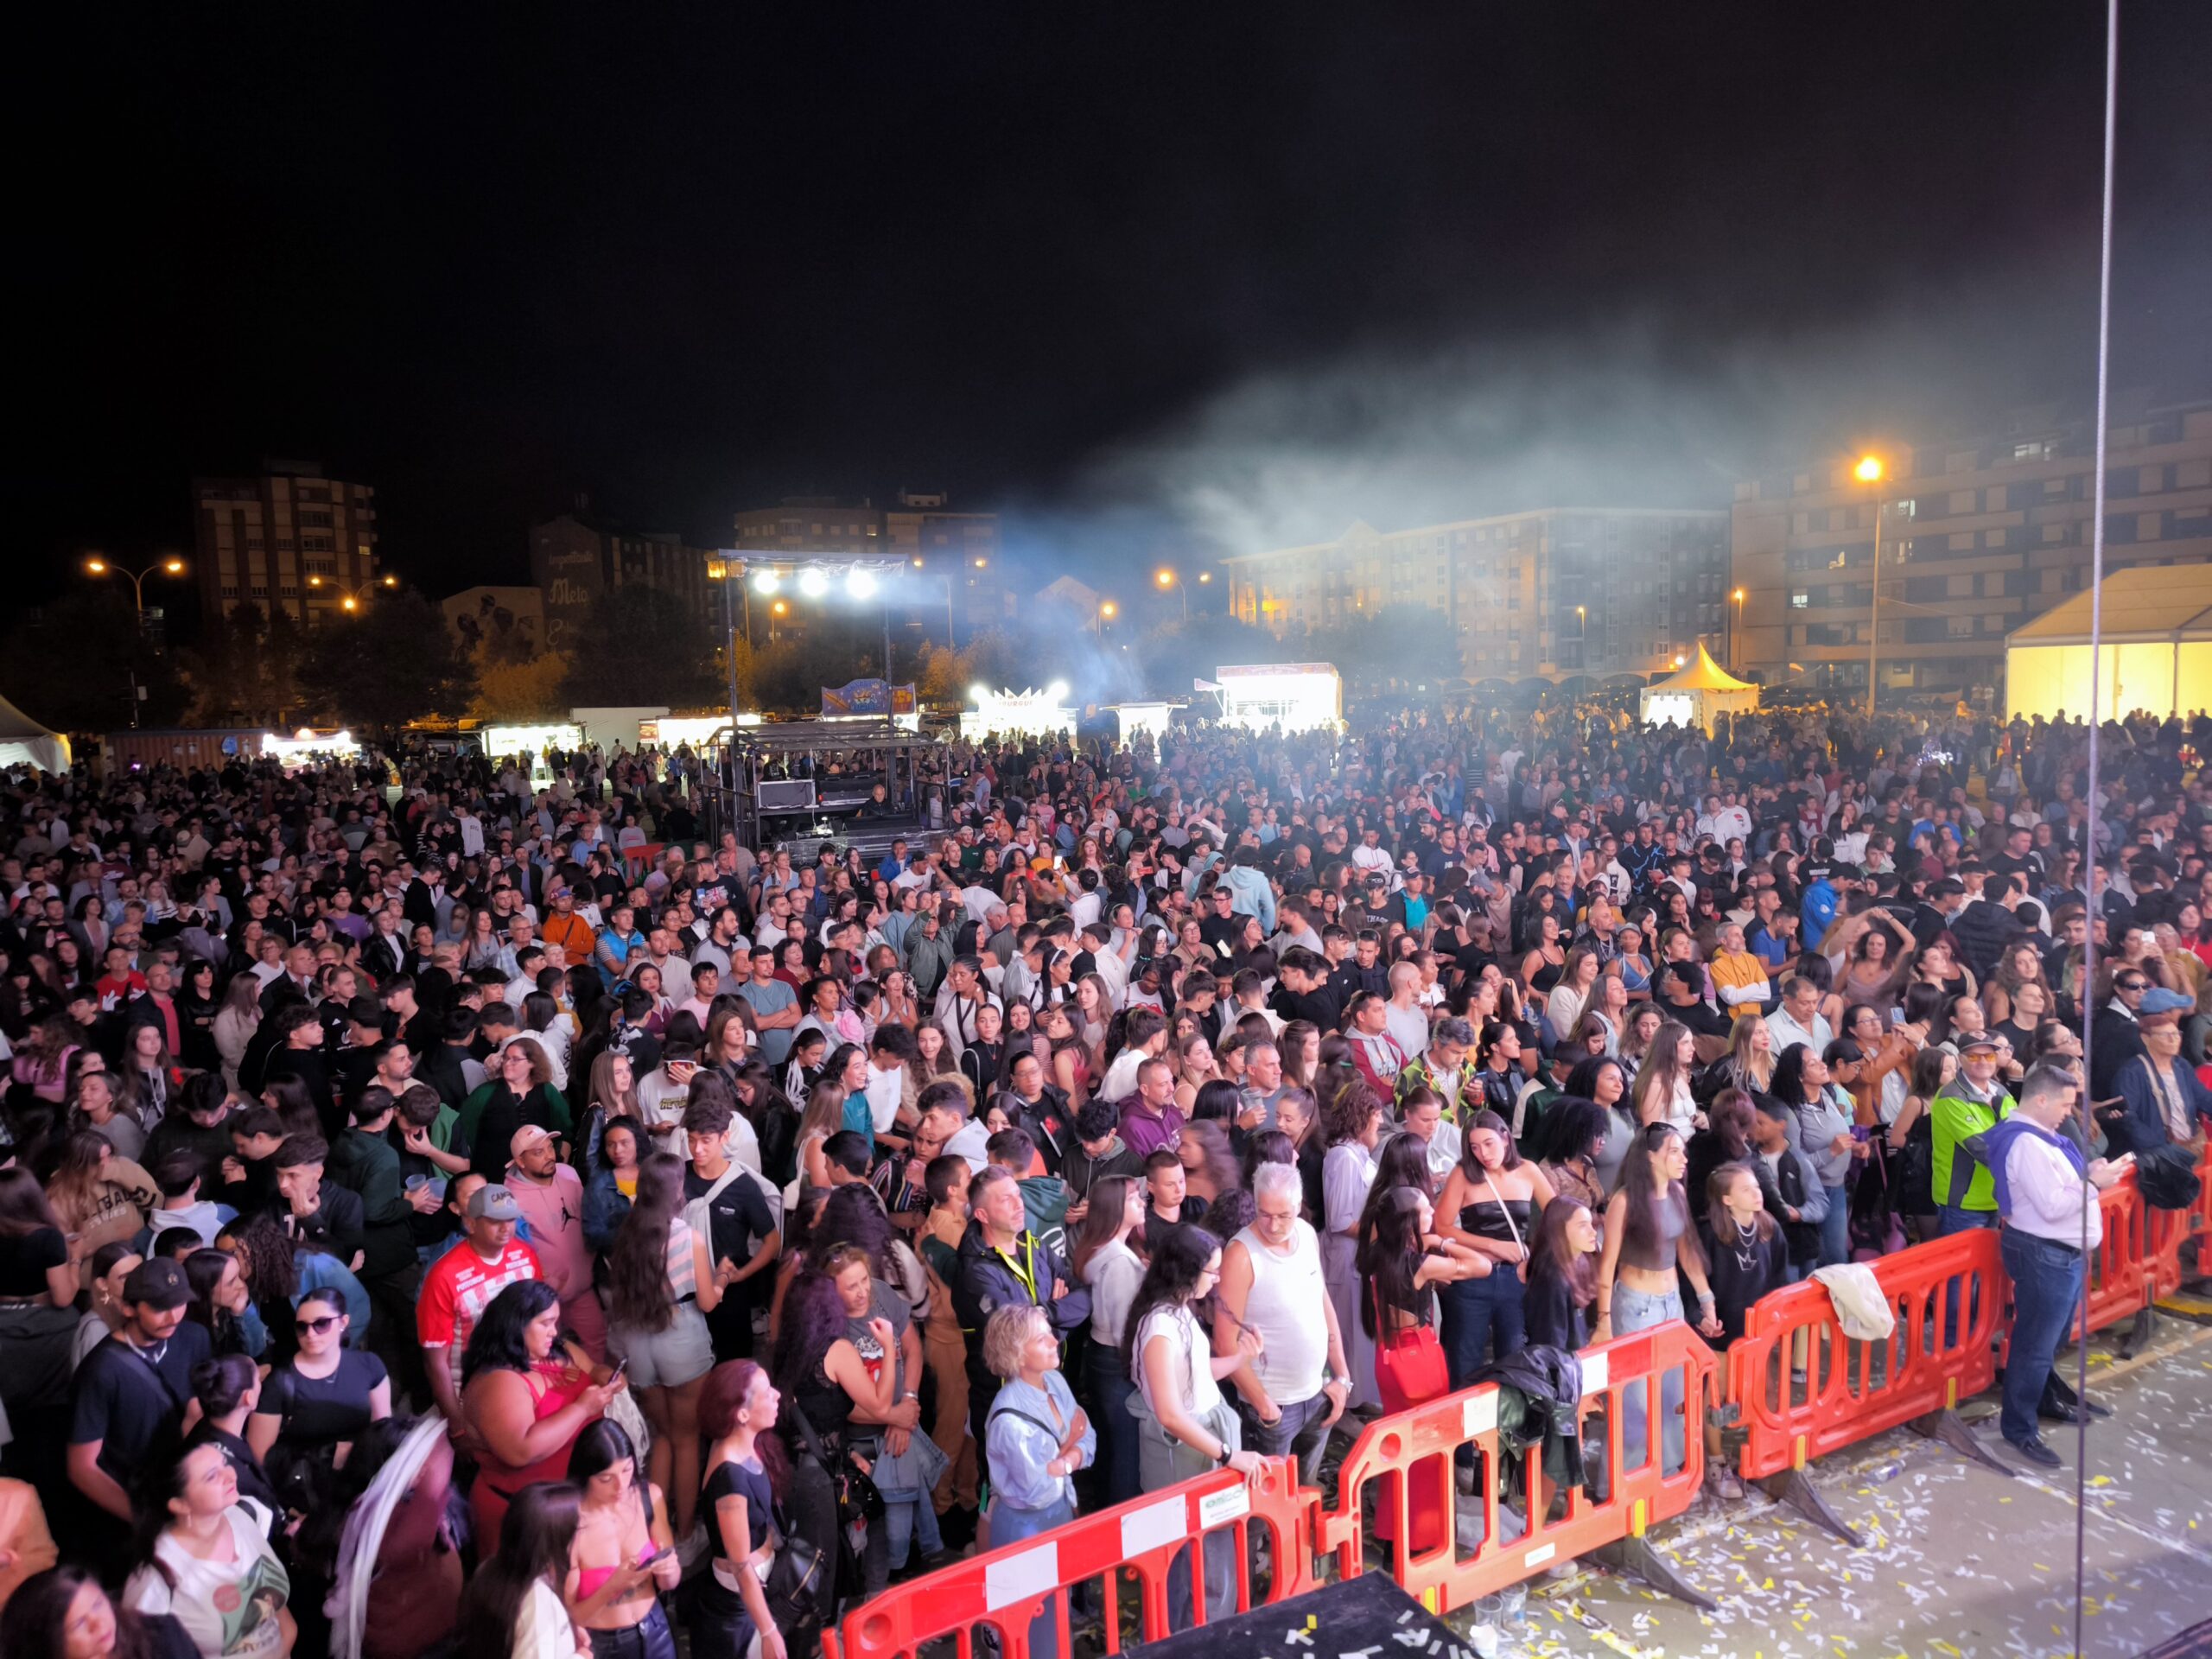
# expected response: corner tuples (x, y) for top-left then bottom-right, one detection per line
(821, 680), (918, 717)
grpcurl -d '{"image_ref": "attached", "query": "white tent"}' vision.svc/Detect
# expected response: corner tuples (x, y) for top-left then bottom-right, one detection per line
(1638, 645), (1760, 734)
(0, 694), (69, 774)
(2005, 564), (2212, 722)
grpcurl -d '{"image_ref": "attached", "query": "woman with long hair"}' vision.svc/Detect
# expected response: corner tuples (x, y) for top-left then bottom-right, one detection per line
(1125, 1225), (1262, 1626)
(123, 1442), (295, 1659)
(1435, 1112), (1555, 1385)
(183, 1245), (267, 1361)
(454, 1480), (582, 1659)
(1041, 1002), (1093, 1107)
(1318, 1077), (1388, 1414)
(1594, 1123), (1723, 1473)
(71, 1069), (147, 1164)
(1523, 1196), (1600, 1352)
(769, 1267), (897, 1605)
(792, 1077), (848, 1195)
(123, 1022), (178, 1127)
(578, 1051), (641, 1175)
(693, 1361), (791, 1659)
(1274, 1086), (1325, 1228)
(1685, 1086), (1759, 1233)
(1170, 1030), (1217, 1116)
(1177, 1119), (1237, 1209)
(1697, 1014), (1774, 1111)
(4, 1563), (192, 1659)
(1628, 1021), (1699, 1137)
(0, 1166), (80, 1449)
(46, 1129), (158, 1287)
(1069, 1173), (1147, 1506)
(1278, 1020), (1322, 1091)
(567, 1420), (682, 1658)
(1545, 946), (1604, 1046)
(213, 974), (263, 1091)
(1532, 1094), (1611, 1230)
(604, 1153), (729, 1542)
(11, 1014), (81, 1105)
(461, 1279), (624, 1553)
(1357, 1181), (1486, 1556)
(1772, 1043), (1859, 1268)
(582, 1116), (641, 1255)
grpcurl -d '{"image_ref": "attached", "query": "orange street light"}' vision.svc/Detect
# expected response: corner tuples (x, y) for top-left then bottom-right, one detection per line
(1155, 568), (1190, 619)
(1859, 455), (1889, 712)
(85, 553), (187, 619)
(1854, 455), (1884, 484)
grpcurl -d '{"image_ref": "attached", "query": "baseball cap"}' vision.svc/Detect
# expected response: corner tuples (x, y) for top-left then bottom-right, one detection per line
(510, 1124), (554, 1158)
(467, 1183), (524, 1222)
(124, 1257), (191, 1310)
(2139, 988), (2194, 1017)
(1955, 1032), (2003, 1056)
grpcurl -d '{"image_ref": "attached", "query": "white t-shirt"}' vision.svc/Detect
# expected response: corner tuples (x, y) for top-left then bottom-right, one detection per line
(513, 1578), (578, 1659)
(127, 1500), (291, 1659)
(1135, 1303), (1222, 1419)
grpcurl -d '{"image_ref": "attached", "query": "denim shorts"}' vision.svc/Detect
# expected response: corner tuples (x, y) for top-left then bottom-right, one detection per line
(610, 1301), (715, 1389)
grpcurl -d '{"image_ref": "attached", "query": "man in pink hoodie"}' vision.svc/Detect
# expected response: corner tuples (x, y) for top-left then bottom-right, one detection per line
(505, 1124), (604, 1358)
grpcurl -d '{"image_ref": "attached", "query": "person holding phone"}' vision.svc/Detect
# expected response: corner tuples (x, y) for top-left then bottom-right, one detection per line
(569, 1420), (682, 1658)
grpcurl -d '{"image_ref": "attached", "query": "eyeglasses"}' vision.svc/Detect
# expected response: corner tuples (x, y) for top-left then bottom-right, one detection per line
(295, 1314), (340, 1335)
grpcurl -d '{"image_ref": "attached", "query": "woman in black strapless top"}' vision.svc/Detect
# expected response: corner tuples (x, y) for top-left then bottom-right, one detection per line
(1434, 1110), (1556, 1391)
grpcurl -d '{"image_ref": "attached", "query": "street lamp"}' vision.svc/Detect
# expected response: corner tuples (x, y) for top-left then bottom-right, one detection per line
(1098, 599), (1118, 635)
(1730, 587), (1746, 671)
(1856, 454), (1885, 715)
(308, 573), (398, 613)
(85, 553), (186, 621)
(1155, 568), (1188, 620)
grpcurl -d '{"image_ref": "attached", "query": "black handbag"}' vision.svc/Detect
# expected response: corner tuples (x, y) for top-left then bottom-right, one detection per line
(764, 1528), (829, 1629)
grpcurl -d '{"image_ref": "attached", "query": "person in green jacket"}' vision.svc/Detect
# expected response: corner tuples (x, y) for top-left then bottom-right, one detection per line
(332, 1084), (440, 1400)
(1929, 1033), (2013, 1235)
(452, 1038), (573, 1179)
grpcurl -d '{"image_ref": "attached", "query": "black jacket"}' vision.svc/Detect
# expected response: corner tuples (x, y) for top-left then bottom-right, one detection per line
(1949, 899), (2026, 983)
(1471, 1344), (1587, 1498)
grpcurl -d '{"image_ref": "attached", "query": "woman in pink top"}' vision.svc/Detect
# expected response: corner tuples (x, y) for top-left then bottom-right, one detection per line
(567, 1421), (681, 1657)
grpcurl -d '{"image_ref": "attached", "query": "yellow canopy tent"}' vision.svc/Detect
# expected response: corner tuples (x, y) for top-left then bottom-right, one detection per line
(2005, 565), (2212, 722)
(1638, 645), (1760, 734)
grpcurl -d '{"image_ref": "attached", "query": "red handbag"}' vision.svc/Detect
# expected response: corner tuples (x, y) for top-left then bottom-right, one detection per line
(1373, 1282), (1450, 1407)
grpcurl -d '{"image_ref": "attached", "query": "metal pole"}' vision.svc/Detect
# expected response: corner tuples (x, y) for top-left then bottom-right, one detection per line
(725, 574), (741, 734)
(1865, 489), (1883, 715)
(883, 602), (894, 687)
(944, 576), (957, 652)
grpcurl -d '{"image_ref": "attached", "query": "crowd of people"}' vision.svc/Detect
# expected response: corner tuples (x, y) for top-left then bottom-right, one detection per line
(0, 694), (2207, 1659)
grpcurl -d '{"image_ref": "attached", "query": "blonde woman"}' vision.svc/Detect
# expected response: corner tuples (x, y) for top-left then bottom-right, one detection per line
(1171, 1032), (1217, 1116)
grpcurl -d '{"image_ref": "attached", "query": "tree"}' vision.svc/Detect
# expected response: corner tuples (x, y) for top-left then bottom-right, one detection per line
(1134, 613), (1288, 702)
(296, 591), (477, 732)
(473, 651), (573, 721)
(559, 586), (726, 710)
(0, 589), (188, 733)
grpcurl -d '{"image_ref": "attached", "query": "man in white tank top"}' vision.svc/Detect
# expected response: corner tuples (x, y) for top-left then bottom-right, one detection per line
(1213, 1163), (1351, 1478)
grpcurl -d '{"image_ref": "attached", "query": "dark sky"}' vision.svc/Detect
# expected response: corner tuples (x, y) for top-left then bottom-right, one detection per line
(7, 3), (2209, 605)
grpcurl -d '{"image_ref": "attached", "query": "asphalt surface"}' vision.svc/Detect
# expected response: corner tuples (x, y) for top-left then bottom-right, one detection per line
(1479, 1313), (2212, 1659)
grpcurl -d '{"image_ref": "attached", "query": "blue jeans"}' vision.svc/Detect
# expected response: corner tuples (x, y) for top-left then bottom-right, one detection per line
(588, 1604), (677, 1659)
(1086, 1339), (1142, 1507)
(1441, 1268), (1527, 1391)
(1817, 1185), (1850, 1268)
(2000, 1229), (2085, 1448)
(1938, 1205), (1997, 1344)
(1612, 1283), (1685, 1476)
(879, 1487), (942, 1568)
(1236, 1388), (1336, 1485)
(989, 1493), (1077, 1659)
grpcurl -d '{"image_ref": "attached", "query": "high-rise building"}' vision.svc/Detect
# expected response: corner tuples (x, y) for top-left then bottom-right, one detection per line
(530, 503), (711, 652)
(730, 491), (1007, 650)
(1225, 508), (1729, 682)
(1731, 397), (2212, 699)
(192, 461), (379, 626)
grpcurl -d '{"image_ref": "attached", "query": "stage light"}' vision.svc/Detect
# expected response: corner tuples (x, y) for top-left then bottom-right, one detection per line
(798, 569), (830, 598)
(1046, 680), (1070, 700)
(753, 570), (780, 594)
(968, 683), (990, 702)
(845, 569), (879, 600)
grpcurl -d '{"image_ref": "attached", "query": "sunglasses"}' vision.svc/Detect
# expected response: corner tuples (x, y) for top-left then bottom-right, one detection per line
(295, 1313), (341, 1336)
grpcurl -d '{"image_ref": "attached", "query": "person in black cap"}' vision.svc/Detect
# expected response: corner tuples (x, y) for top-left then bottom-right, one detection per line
(67, 1256), (212, 1523)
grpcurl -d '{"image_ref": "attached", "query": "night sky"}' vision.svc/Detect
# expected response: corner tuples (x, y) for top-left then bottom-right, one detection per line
(7, 3), (2209, 607)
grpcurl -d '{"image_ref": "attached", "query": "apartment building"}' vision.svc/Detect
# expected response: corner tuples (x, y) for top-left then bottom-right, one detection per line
(1224, 508), (1729, 682)
(192, 461), (380, 626)
(1732, 396), (2212, 699)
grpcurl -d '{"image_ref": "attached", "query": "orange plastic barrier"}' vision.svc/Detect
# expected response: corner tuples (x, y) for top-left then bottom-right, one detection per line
(622, 840), (666, 879)
(2082, 1172), (2158, 1338)
(823, 1454), (1317, 1659)
(1728, 1225), (2004, 1489)
(1313, 1322), (1716, 1616)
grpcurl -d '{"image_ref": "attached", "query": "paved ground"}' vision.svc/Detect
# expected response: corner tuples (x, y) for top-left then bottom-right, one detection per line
(1477, 1314), (2212, 1659)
